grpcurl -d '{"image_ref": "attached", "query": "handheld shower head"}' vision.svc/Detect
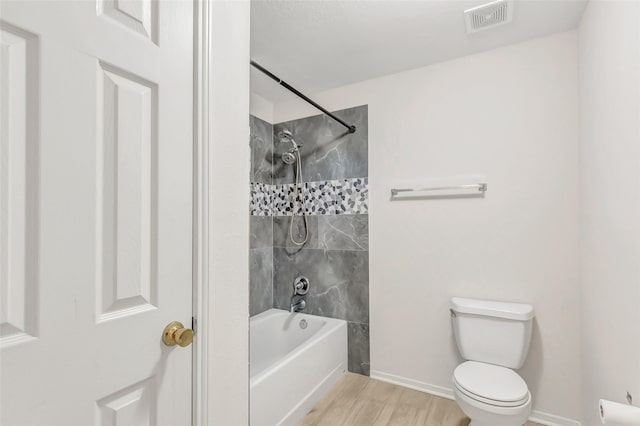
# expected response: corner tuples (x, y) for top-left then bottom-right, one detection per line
(281, 152), (296, 164)
(277, 129), (309, 246)
(277, 129), (299, 164)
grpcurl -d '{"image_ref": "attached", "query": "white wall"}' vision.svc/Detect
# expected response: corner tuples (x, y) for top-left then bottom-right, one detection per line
(579, 2), (640, 425)
(250, 92), (274, 123)
(274, 32), (581, 423)
(208, 1), (250, 424)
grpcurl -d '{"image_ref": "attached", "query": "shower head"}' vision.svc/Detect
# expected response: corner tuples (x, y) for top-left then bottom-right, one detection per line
(277, 129), (299, 164)
(277, 129), (293, 140)
(277, 130), (298, 147)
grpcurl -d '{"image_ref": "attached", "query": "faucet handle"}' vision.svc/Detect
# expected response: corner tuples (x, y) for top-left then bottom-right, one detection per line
(293, 276), (310, 295)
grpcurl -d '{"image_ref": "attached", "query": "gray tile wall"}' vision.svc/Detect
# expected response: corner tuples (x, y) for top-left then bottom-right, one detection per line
(272, 235), (369, 324)
(249, 106), (370, 376)
(251, 115), (274, 184)
(272, 106), (370, 376)
(273, 106), (368, 184)
(249, 116), (273, 316)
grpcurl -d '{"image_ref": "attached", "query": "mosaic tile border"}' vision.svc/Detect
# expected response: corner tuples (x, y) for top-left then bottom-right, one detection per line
(250, 182), (272, 216)
(250, 177), (368, 216)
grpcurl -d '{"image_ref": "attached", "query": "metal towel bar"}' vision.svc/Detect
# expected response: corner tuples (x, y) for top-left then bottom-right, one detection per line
(390, 183), (487, 196)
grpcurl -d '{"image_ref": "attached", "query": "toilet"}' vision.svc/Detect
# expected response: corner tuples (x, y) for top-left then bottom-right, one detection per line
(450, 297), (535, 426)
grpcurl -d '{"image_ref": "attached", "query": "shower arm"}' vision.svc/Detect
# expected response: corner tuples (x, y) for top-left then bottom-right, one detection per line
(250, 60), (357, 134)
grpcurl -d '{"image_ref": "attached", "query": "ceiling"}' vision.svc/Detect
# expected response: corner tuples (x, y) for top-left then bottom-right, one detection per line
(250, 0), (588, 103)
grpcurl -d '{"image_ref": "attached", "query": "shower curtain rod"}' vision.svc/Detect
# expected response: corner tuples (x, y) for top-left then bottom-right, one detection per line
(250, 60), (357, 134)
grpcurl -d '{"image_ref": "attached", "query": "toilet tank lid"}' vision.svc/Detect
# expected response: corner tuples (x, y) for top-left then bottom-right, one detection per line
(451, 297), (534, 321)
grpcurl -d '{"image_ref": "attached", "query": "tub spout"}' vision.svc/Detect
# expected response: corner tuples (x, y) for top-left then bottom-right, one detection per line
(290, 299), (306, 313)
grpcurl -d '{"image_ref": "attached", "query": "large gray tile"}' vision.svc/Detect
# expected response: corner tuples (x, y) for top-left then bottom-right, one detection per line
(250, 115), (273, 184)
(273, 248), (369, 323)
(314, 105), (368, 181)
(348, 322), (370, 376)
(250, 216), (273, 249)
(273, 105), (368, 184)
(318, 214), (368, 251)
(249, 247), (273, 316)
(273, 215), (318, 250)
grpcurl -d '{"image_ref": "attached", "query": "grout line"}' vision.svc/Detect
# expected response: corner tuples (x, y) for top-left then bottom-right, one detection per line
(272, 247), (369, 253)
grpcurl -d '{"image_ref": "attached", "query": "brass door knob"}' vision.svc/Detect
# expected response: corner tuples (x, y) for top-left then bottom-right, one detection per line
(162, 321), (194, 347)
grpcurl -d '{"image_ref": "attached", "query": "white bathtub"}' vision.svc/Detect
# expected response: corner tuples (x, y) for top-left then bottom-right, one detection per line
(250, 308), (348, 426)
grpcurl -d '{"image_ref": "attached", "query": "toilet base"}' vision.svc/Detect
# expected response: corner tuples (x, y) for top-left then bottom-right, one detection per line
(454, 385), (531, 426)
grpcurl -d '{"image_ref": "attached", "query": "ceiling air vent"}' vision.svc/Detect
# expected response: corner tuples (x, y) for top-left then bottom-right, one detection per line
(464, 0), (513, 34)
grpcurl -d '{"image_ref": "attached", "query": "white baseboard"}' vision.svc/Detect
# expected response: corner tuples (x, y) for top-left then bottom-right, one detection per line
(527, 411), (582, 426)
(371, 370), (455, 400)
(370, 370), (581, 426)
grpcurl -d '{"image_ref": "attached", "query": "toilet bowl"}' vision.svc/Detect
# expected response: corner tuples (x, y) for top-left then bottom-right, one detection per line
(452, 361), (532, 426)
(450, 297), (535, 426)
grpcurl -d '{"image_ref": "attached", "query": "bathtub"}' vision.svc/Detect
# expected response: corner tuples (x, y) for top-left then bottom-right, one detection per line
(250, 308), (348, 426)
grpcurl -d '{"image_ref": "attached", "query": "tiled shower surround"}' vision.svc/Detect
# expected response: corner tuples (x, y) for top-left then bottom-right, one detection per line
(249, 105), (370, 375)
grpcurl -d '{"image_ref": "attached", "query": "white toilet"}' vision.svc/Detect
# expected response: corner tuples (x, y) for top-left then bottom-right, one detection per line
(450, 297), (535, 426)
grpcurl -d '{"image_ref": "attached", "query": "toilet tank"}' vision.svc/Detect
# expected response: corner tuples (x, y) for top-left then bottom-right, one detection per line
(451, 297), (534, 369)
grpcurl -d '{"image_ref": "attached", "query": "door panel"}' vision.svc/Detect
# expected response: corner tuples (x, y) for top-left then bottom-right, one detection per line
(98, 0), (159, 45)
(0, 23), (39, 347)
(97, 61), (158, 322)
(0, 1), (194, 425)
(96, 376), (157, 426)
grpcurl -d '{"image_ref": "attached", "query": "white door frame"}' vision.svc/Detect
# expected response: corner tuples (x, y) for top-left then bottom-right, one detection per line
(193, 1), (211, 425)
(192, 2), (251, 424)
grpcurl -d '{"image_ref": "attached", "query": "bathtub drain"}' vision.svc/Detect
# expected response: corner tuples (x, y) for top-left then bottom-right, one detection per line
(299, 319), (308, 330)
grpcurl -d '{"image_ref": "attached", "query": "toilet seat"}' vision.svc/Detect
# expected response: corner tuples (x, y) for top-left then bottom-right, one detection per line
(453, 361), (529, 407)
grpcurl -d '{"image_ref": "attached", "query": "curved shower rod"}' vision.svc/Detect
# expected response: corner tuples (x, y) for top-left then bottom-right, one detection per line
(250, 60), (357, 134)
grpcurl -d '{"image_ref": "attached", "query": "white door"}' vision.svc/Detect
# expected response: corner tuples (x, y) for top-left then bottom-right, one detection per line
(0, 1), (194, 425)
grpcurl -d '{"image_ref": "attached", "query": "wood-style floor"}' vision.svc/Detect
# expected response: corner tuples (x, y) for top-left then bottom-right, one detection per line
(300, 373), (544, 426)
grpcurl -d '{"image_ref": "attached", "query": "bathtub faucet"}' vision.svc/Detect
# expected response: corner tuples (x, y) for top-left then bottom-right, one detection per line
(290, 298), (306, 313)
